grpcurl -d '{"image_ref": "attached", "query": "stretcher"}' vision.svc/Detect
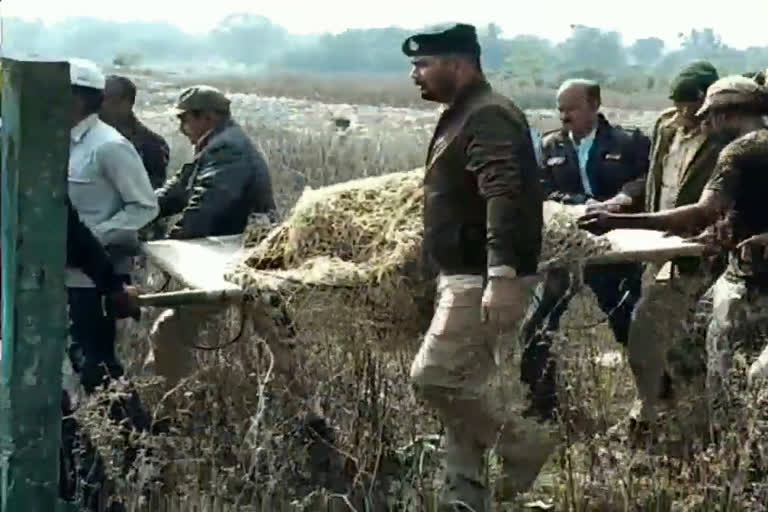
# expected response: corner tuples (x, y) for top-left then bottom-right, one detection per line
(136, 205), (707, 307)
(136, 235), (245, 307)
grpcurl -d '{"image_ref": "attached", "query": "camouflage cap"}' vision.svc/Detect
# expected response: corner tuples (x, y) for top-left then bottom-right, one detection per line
(174, 85), (231, 115)
(669, 61), (719, 102)
(696, 75), (767, 116)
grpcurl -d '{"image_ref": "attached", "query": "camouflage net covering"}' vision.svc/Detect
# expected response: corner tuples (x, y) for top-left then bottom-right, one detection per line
(224, 167), (610, 348)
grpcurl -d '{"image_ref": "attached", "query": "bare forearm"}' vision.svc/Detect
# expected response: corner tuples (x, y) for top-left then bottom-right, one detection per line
(609, 203), (713, 235)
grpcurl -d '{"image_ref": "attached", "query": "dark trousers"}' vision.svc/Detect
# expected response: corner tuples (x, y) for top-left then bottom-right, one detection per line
(61, 279), (150, 510)
(67, 286), (125, 393)
(520, 263), (642, 421)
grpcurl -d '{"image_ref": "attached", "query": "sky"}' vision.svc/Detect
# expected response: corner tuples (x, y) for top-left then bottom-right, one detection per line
(3, 0), (768, 49)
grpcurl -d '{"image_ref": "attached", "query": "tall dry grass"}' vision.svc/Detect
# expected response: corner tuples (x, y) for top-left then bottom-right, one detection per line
(70, 76), (768, 511)
(164, 71), (670, 113)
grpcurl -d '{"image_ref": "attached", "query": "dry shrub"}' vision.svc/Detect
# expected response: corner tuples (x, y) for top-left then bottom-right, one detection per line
(230, 169), (428, 342)
(69, 77), (768, 511)
(154, 70), (669, 114)
(225, 169), (610, 359)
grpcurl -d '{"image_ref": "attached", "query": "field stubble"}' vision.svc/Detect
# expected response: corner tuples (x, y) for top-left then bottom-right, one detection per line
(73, 74), (768, 511)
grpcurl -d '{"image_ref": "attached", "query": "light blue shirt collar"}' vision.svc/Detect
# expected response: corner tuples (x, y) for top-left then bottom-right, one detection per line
(569, 127), (597, 196)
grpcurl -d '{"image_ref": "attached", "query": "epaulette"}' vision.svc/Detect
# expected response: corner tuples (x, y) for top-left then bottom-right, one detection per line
(657, 106), (678, 120)
(650, 107), (679, 133)
(618, 124), (648, 137)
(540, 127), (564, 146)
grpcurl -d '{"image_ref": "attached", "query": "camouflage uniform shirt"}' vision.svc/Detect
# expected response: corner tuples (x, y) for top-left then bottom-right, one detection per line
(704, 128), (768, 277)
(700, 128), (768, 402)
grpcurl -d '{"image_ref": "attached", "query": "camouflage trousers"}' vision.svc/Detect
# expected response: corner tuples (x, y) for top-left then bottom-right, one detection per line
(146, 302), (303, 394)
(627, 263), (714, 424)
(705, 270), (768, 407)
(410, 274), (557, 509)
(146, 304), (225, 385)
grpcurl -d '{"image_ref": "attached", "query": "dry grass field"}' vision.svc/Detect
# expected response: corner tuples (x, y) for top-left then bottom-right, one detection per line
(69, 71), (768, 512)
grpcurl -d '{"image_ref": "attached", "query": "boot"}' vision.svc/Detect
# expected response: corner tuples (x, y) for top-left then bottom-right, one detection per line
(495, 426), (556, 503)
(439, 474), (489, 512)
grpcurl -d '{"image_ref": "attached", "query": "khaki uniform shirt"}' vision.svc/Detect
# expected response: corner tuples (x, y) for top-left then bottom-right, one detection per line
(658, 123), (706, 211)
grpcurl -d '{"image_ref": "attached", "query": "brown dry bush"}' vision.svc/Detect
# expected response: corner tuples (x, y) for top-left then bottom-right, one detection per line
(165, 71), (669, 113)
(72, 76), (768, 511)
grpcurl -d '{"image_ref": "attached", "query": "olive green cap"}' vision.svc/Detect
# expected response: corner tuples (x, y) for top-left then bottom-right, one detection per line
(669, 61), (719, 102)
(174, 85), (231, 115)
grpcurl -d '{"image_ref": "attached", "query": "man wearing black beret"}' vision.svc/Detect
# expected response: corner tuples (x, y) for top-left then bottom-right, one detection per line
(404, 23), (554, 510)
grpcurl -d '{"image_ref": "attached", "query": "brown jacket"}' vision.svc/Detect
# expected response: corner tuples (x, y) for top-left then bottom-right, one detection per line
(642, 107), (725, 212)
(422, 80), (543, 277)
(540, 114), (650, 206)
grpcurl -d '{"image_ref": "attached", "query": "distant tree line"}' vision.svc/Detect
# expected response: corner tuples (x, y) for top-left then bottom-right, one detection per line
(3, 15), (768, 91)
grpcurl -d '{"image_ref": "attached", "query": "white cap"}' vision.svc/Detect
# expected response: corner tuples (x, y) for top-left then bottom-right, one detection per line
(69, 58), (105, 90)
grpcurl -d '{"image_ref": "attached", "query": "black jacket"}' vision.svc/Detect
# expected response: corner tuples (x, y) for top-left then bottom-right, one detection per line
(0, 199), (122, 296)
(540, 114), (650, 204)
(156, 118), (276, 240)
(117, 114), (170, 190)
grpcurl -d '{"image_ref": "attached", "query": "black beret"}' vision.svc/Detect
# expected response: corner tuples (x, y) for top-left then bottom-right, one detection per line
(669, 61), (719, 102)
(402, 23), (481, 58)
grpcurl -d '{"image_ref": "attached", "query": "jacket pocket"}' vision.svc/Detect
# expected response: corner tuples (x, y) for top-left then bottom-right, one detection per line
(67, 176), (99, 215)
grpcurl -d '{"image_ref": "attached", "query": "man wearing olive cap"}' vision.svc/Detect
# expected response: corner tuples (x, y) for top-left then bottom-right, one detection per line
(594, 61), (722, 213)
(403, 23), (553, 510)
(156, 84), (275, 240)
(580, 75), (768, 438)
(594, 62), (728, 440)
(145, 85), (276, 383)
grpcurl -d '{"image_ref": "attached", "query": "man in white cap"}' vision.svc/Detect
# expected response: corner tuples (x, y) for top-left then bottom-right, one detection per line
(66, 58), (158, 396)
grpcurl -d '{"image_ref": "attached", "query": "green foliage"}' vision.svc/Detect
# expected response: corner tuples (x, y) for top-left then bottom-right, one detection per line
(210, 14), (288, 65)
(502, 35), (556, 85)
(557, 25), (627, 73)
(630, 37), (665, 67)
(1, 16), (765, 88)
(279, 27), (411, 73)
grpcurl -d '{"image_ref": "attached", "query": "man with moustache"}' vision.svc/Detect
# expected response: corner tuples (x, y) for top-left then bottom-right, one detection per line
(579, 75), (768, 438)
(596, 62), (726, 439)
(145, 85), (276, 384)
(403, 23), (554, 511)
(521, 78), (648, 422)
